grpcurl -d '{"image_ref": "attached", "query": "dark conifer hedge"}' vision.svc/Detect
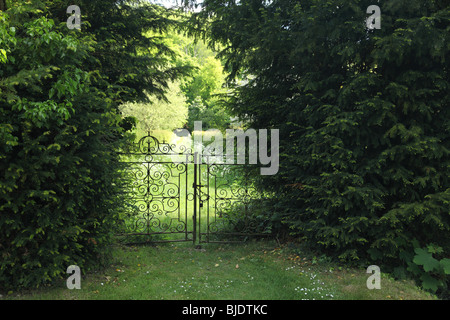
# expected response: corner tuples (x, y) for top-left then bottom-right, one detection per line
(0, 0), (185, 290)
(194, 0), (450, 294)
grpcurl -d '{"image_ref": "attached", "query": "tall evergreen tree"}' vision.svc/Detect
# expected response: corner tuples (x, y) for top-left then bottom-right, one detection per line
(0, 0), (191, 289)
(191, 0), (450, 285)
(46, 0), (191, 104)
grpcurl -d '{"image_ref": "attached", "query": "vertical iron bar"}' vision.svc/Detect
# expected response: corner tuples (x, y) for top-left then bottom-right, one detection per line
(207, 161), (210, 243)
(185, 154), (188, 241)
(146, 161), (151, 235)
(244, 172), (248, 217)
(146, 137), (151, 236)
(198, 161), (202, 243)
(192, 152), (197, 244)
(178, 169), (181, 241)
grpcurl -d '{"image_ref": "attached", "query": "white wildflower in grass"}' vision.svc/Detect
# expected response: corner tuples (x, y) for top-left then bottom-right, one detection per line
(293, 271), (336, 300)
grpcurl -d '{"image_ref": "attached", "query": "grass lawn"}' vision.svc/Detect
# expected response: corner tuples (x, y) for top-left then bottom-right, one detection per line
(1, 241), (437, 300)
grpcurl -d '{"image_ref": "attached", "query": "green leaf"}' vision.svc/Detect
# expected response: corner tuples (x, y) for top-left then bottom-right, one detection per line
(413, 248), (440, 272)
(0, 48), (7, 63)
(420, 273), (440, 292)
(440, 259), (450, 275)
(426, 244), (443, 254)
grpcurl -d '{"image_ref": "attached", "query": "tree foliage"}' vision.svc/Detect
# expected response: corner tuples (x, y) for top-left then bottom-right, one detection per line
(163, 26), (231, 130)
(0, 0), (188, 289)
(46, 0), (190, 103)
(183, 55), (230, 130)
(119, 22), (230, 135)
(191, 0), (450, 294)
(120, 80), (188, 133)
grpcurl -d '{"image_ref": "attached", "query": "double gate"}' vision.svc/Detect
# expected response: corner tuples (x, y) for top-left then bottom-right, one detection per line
(117, 133), (268, 244)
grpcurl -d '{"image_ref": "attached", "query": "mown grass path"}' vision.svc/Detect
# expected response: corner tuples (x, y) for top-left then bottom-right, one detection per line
(3, 241), (437, 300)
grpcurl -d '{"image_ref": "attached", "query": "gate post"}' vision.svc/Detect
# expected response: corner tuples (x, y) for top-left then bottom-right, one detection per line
(192, 152), (198, 244)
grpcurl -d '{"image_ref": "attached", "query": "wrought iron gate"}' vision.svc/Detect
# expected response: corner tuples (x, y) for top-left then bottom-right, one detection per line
(116, 133), (269, 244)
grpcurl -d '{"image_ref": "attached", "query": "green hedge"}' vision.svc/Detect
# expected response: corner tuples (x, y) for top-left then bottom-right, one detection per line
(196, 0), (450, 296)
(0, 7), (129, 289)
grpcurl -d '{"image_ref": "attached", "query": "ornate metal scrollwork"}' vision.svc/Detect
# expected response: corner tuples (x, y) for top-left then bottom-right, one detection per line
(118, 133), (268, 244)
(199, 163), (268, 243)
(118, 134), (192, 242)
